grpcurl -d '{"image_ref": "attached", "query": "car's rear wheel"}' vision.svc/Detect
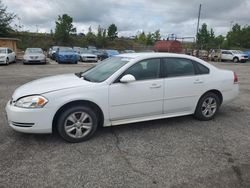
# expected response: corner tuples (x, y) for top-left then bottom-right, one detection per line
(57, 106), (98, 142)
(194, 92), (220, 121)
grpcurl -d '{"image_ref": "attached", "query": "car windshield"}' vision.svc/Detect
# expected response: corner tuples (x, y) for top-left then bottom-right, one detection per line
(232, 50), (243, 54)
(106, 50), (119, 55)
(80, 49), (93, 54)
(81, 57), (130, 82)
(25, 48), (43, 54)
(59, 47), (74, 52)
(0, 49), (6, 53)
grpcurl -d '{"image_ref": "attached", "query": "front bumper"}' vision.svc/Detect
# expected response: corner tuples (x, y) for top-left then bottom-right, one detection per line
(23, 59), (46, 64)
(58, 57), (77, 63)
(5, 101), (53, 133)
(81, 56), (98, 62)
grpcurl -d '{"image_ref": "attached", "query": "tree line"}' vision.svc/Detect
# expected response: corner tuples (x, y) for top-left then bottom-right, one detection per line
(197, 23), (250, 50)
(1, 0), (250, 50)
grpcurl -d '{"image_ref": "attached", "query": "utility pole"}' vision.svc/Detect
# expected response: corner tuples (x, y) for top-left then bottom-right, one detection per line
(196, 4), (202, 42)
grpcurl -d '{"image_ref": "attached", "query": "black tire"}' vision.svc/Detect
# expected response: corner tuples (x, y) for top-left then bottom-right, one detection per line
(75, 61), (78, 64)
(233, 57), (239, 63)
(6, 58), (9, 65)
(57, 105), (98, 143)
(194, 92), (220, 121)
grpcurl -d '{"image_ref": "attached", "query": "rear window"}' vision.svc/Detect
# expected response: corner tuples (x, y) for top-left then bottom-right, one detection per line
(196, 62), (210, 74)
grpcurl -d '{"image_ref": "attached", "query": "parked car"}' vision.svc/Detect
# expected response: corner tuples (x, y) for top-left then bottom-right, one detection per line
(55, 47), (78, 64)
(92, 49), (108, 61)
(49, 46), (59, 60)
(6, 53), (239, 142)
(221, 50), (248, 63)
(104, 49), (119, 57)
(23, 48), (46, 64)
(79, 48), (98, 62)
(244, 51), (250, 60)
(0, 47), (16, 65)
(121, 50), (136, 53)
(73, 47), (82, 61)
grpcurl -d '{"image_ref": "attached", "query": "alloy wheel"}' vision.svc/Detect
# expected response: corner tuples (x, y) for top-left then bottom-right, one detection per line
(201, 97), (217, 118)
(64, 111), (93, 138)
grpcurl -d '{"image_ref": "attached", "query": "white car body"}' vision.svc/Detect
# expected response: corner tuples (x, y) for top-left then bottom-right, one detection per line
(23, 48), (46, 64)
(6, 53), (239, 134)
(0, 47), (16, 64)
(80, 53), (98, 62)
(221, 50), (248, 62)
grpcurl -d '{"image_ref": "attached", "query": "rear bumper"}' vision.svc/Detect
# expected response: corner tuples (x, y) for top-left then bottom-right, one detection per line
(222, 84), (239, 104)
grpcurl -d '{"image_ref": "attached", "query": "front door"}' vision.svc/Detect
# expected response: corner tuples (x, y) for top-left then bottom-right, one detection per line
(109, 58), (164, 121)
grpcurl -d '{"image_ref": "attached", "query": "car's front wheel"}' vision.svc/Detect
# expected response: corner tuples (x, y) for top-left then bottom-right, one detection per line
(233, 57), (239, 63)
(6, 58), (9, 65)
(194, 92), (220, 121)
(57, 106), (98, 142)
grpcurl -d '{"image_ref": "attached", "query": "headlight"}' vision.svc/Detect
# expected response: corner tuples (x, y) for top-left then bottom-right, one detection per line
(0, 56), (6, 59)
(15, 95), (48, 108)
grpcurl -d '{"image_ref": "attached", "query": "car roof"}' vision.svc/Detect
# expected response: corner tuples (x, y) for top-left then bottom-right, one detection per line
(117, 52), (197, 59)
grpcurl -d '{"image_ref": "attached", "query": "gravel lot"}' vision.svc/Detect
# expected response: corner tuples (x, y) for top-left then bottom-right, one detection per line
(0, 60), (250, 188)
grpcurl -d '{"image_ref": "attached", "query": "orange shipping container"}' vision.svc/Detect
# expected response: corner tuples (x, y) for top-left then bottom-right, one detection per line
(153, 40), (182, 53)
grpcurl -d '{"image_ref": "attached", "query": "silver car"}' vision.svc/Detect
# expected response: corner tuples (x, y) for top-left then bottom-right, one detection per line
(23, 48), (46, 64)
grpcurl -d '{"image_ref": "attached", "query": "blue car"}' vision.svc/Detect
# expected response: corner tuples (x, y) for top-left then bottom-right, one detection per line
(104, 49), (119, 58)
(244, 51), (250, 60)
(55, 47), (78, 64)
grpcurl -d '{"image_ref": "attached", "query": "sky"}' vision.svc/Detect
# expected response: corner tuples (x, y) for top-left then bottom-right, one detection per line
(3, 0), (250, 39)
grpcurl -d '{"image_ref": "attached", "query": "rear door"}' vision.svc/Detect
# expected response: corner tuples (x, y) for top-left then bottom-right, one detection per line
(162, 58), (208, 115)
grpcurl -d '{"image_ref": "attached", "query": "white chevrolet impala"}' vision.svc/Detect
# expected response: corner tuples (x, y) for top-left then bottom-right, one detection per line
(6, 53), (239, 142)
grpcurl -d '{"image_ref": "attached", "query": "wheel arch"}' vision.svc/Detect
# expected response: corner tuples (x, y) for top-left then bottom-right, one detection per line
(52, 100), (104, 133)
(199, 89), (223, 106)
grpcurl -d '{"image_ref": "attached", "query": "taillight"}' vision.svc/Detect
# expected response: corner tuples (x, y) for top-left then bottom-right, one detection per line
(234, 72), (238, 84)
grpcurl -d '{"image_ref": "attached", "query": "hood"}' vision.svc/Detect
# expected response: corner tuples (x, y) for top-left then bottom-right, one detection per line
(24, 53), (44, 56)
(59, 52), (76, 56)
(12, 74), (91, 100)
(80, 53), (96, 57)
(0, 53), (7, 56)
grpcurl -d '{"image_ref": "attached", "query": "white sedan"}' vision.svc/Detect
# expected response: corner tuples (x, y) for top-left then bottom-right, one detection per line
(0, 47), (16, 65)
(6, 53), (239, 142)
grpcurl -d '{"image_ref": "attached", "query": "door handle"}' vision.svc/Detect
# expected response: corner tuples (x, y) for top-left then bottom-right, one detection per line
(150, 83), (161, 88)
(194, 79), (204, 84)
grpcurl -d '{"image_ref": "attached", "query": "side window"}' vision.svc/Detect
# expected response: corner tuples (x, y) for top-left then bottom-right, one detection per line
(222, 51), (227, 54)
(196, 62), (210, 74)
(163, 58), (195, 77)
(7, 49), (12, 54)
(123, 58), (161, 81)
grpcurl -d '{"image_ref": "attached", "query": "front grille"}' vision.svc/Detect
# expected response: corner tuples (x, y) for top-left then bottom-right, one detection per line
(65, 55), (73, 58)
(244, 56), (248, 58)
(11, 121), (34, 127)
(30, 56), (38, 60)
(86, 56), (95, 59)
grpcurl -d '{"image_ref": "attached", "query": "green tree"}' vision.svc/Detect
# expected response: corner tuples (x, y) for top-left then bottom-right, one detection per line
(226, 23), (250, 48)
(197, 23), (211, 49)
(85, 26), (96, 45)
(54, 14), (76, 44)
(107, 23), (118, 40)
(0, 0), (15, 36)
(96, 25), (107, 48)
(153, 30), (161, 41)
(146, 32), (153, 45)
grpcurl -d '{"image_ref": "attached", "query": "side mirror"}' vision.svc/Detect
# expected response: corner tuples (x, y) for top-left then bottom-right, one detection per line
(120, 74), (136, 83)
